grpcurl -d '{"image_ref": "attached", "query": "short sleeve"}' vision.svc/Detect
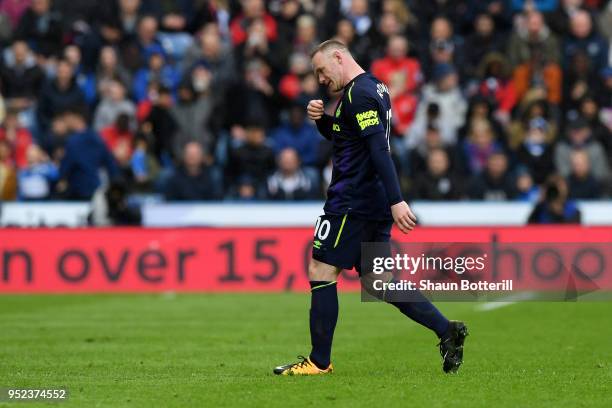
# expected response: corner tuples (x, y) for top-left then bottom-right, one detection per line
(345, 85), (386, 138)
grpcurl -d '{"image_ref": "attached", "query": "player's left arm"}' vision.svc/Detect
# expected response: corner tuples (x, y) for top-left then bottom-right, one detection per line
(367, 130), (417, 233)
(349, 87), (416, 233)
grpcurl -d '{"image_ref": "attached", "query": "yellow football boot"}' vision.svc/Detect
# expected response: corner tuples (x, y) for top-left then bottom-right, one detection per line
(273, 356), (333, 375)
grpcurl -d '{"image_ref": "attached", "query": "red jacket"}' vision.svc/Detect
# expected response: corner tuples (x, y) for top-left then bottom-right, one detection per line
(478, 78), (517, 113)
(230, 14), (278, 45)
(392, 93), (419, 135)
(100, 126), (134, 157)
(0, 127), (33, 169)
(371, 57), (422, 94)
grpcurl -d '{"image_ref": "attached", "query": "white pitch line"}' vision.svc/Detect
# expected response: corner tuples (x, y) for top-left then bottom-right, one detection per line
(476, 301), (516, 312)
(475, 292), (538, 312)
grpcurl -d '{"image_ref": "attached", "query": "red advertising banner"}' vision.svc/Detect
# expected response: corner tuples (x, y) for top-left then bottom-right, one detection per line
(0, 227), (611, 293)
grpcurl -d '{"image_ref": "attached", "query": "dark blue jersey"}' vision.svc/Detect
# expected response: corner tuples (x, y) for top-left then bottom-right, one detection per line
(315, 72), (402, 220)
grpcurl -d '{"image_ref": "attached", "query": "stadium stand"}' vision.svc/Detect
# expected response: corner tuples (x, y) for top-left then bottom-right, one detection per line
(0, 0), (610, 225)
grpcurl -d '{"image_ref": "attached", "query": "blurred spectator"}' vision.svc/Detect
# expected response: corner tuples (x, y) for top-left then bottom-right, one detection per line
(408, 124), (460, 177)
(411, 148), (464, 200)
(547, 0), (583, 36)
(595, 66), (612, 109)
(0, 0), (32, 30)
(267, 148), (315, 200)
(528, 174), (581, 223)
(508, 92), (558, 148)
(50, 0), (101, 33)
(344, 0), (373, 38)
(230, 174), (259, 200)
(227, 58), (279, 128)
(278, 53), (311, 101)
(117, 0), (142, 37)
(274, 0), (303, 49)
(292, 14), (319, 58)
(170, 77), (216, 159)
(406, 64), (467, 148)
(0, 139), (17, 199)
(230, 0), (278, 46)
(473, 53), (517, 125)
(183, 23), (235, 95)
(236, 18), (271, 67)
(17, 144), (58, 200)
(554, 116), (610, 182)
(130, 133), (160, 192)
(379, 0), (418, 40)
(423, 16), (466, 80)
(567, 149), (601, 199)
(57, 107), (118, 200)
(0, 40), (44, 107)
(0, 110), (33, 169)
(562, 49), (598, 115)
(228, 121), (275, 195)
(42, 112), (69, 162)
(63, 45), (94, 105)
(514, 167), (540, 201)
(563, 10), (608, 71)
(515, 117), (556, 183)
(83, 46), (131, 105)
(509, 10), (562, 104)
(15, 0), (63, 57)
(104, 180), (142, 225)
(460, 96), (506, 144)
(467, 1), (513, 33)
(37, 59), (86, 132)
(333, 19), (371, 68)
(599, 1), (612, 40)
(93, 79), (136, 131)
(143, 86), (177, 164)
(371, 35), (422, 135)
(467, 151), (516, 200)
(147, 0), (193, 33)
(163, 141), (221, 201)
(465, 14), (507, 79)
(461, 119), (503, 175)
(412, 0), (472, 31)
(271, 103), (319, 166)
(297, 71), (321, 102)
(100, 113), (134, 172)
(132, 47), (181, 102)
(578, 95), (612, 157)
(123, 14), (164, 72)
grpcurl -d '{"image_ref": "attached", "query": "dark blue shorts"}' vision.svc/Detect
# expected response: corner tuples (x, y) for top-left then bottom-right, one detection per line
(311, 213), (393, 273)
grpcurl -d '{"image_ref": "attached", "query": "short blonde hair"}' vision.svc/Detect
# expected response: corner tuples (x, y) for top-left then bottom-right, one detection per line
(310, 39), (349, 59)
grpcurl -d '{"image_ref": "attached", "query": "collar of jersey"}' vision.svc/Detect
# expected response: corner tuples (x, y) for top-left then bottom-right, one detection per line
(343, 72), (368, 91)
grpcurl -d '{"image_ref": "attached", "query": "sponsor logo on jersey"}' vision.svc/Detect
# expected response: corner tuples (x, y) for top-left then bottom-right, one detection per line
(356, 110), (380, 130)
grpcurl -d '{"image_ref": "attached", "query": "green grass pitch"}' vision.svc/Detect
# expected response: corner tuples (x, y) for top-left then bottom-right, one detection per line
(0, 293), (610, 407)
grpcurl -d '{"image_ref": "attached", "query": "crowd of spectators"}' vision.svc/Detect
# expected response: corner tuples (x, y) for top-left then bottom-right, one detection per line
(0, 0), (611, 214)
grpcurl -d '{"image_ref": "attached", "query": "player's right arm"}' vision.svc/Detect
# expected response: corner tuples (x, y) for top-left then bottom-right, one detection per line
(308, 99), (333, 140)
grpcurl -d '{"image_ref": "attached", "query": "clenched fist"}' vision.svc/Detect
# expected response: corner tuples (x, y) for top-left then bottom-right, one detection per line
(307, 99), (325, 121)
